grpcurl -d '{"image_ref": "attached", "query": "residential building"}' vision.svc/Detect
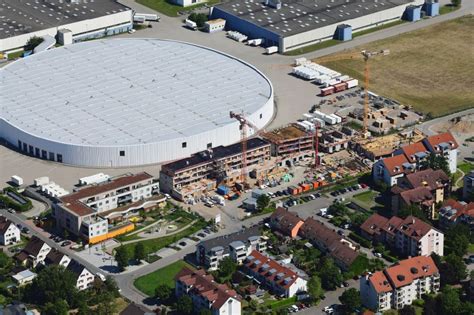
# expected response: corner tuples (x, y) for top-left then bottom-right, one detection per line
(0, 216), (21, 245)
(269, 207), (304, 238)
(390, 168), (450, 218)
(261, 124), (314, 160)
(360, 256), (440, 311)
(15, 236), (51, 267)
(298, 217), (358, 270)
(53, 172), (162, 244)
(195, 226), (267, 271)
(242, 250), (307, 298)
(44, 249), (71, 268)
(373, 132), (458, 186)
(12, 269), (37, 286)
(463, 171), (474, 201)
(175, 268), (242, 315)
(67, 260), (95, 291)
(319, 130), (350, 154)
(160, 138), (272, 201)
(439, 199), (474, 229)
(360, 214), (444, 257)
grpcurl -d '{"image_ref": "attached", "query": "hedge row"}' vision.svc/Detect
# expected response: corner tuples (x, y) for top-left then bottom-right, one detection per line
(349, 232), (372, 248)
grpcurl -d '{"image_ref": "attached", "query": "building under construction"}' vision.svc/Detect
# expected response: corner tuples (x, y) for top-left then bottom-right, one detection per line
(261, 124), (315, 164)
(159, 138), (272, 201)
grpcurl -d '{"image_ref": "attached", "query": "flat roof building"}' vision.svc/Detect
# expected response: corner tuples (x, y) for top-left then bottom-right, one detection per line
(0, 0), (133, 52)
(211, 0), (423, 52)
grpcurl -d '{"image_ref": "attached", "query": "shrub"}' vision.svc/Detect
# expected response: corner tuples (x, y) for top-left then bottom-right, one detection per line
(349, 232), (372, 248)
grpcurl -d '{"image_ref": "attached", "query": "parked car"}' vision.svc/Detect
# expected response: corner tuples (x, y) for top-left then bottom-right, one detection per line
(179, 241), (187, 247)
(361, 183), (368, 188)
(7, 209), (15, 214)
(61, 241), (71, 247)
(323, 306), (334, 314)
(373, 251), (382, 258)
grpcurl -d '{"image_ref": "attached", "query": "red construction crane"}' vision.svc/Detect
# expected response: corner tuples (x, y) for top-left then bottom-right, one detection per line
(229, 111), (262, 186)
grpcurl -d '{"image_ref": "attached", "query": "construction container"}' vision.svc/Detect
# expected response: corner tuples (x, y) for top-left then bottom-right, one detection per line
(312, 181), (320, 189)
(334, 24), (352, 41)
(288, 186), (299, 195)
(265, 46), (278, 55)
(424, 1), (439, 16)
(333, 82), (347, 92)
(404, 6), (421, 22)
(294, 57), (308, 66)
(217, 185), (230, 195)
(345, 79), (358, 89)
(320, 86), (335, 96)
(300, 183), (311, 192)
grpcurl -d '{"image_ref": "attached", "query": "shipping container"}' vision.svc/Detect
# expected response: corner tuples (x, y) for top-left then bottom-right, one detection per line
(345, 79), (359, 89)
(320, 86), (335, 96)
(288, 186), (299, 195)
(11, 175), (23, 186)
(265, 46), (278, 55)
(333, 82), (347, 92)
(312, 181), (320, 189)
(247, 38), (263, 46)
(300, 183), (311, 192)
(217, 185), (230, 195)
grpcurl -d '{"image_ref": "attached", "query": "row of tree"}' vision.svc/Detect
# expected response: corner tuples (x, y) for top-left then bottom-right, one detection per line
(115, 243), (146, 271)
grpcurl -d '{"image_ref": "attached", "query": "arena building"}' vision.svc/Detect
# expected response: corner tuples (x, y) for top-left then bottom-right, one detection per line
(210, 0), (425, 53)
(0, 0), (133, 53)
(0, 39), (274, 167)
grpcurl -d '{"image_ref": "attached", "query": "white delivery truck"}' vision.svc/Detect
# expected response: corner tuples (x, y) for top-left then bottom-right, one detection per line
(247, 38), (263, 46)
(265, 46), (278, 55)
(212, 195), (225, 206)
(185, 19), (198, 31)
(135, 13), (160, 22)
(11, 175), (23, 186)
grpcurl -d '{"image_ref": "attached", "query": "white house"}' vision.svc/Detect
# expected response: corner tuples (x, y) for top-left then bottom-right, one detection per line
(360, 256), (440, 312)
(422, 132), (458, 175)
(176, 268), (242, 315)
(0, 216), (21, 245)
(12, 269), (37, 286)
(16, 236), (51, 267)
(45, 249), (71, 268)
(372, 154), (414, 186)
(67, 261), (95, 291)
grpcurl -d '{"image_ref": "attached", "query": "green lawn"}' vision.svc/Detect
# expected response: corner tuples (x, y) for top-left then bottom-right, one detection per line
(263, 296), (297, 310)
(121, 219), (208, 256)
(352, 20), (406, 38)
(352, 190), (380, 210)
(468, 243), (474, 254)
(134, 260), (194, 296)
(439, 5), (461, 15)
(136, 0), (220, 17)
(284, 39), (340, 56)
(459, 162), (474, 174)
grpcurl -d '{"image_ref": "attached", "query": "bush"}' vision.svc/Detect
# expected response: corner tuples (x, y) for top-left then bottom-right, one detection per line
(349, 232), (372, 248)
(0, 188), (32, 212)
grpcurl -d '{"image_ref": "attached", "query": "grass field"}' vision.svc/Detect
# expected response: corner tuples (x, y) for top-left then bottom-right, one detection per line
(134, 260), (194, 296)
(317, 16), (474, 117)
(137, 0), (220, 17)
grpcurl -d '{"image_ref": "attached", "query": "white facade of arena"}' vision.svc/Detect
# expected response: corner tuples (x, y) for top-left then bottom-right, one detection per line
(0, 39), (274, 168)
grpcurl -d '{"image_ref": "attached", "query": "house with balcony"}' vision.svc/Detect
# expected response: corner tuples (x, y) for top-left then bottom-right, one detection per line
(175, 268), (241, 315)
(439, 199), (474, 229)
(195, 225), (267, 271)
(360, 214), (444, 257)
(372, 154), (414, 187)
(360, 256), (440, 312)
(242, 250), (307, 298)
(67, 260), (95, 291)
(53, 172), (161, 244)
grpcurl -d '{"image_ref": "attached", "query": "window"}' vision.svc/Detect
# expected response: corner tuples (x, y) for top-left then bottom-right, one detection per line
(182, 142), (187, 148)
(35, 148), (40, 157)
(49, 152), (55, 161)
(260, 113), (263, 119)
(207, 143), (212, 149)
(29, 145), (34, 155)
(57, 154), (63, 163)
(42, 150), (47, 159)
(120, 150), (125, 157)
(23, 143), (27, 152)
(18, 140), (22, 149)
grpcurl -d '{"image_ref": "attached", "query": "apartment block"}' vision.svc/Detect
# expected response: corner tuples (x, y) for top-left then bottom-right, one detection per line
(439, 199), (474, 229)
(360, 256), (440, 312)
(242, 250), (307, 298)
(195, 226), (267, 271)
(175, 268), (241, 315)
(53, 173), (162, 244)
(360, 214), (444, 257)
(160, 138), (271, 201)
(261, 124), (314, 158)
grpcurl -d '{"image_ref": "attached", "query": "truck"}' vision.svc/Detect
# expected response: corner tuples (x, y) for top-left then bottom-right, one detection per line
(212, 195), (225, 206)
(265, 46), (278, 55)
(247, 38), (263, 46)
(11, 175), (23, 186)
(134, 13), (160, 22)
(133, 15), (146, 24)
(185, 19), (198, 31)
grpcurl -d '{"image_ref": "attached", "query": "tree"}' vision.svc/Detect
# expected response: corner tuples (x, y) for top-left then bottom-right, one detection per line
(257, 194), (271, 212)
(399, 305), (416, 315)
(25, 36), (44, 51)
(104, 276), (120, 298)
(95, 291), (117, 315)
(77, 301), (90, 315)
(444, 224), (469, 257)
(176, 295), (193, 315)
(307, 275), (323, 302)
(134, 242), (146, 262)
(440, 253), (467, 285)
(440, 286), (461, 314)
(451, 0), (461, 7)
(199, 309), (212, 315)
(423, 294), (439, 315)
(319, 258), (343, 290)
(218, 256), (237, 281)
(42, 299), (69, 315)
(277, 309), (289, 315)
(421, 153), (450, 175)
(24, 265), (78, 309)
(339, 288), (361, 313)
(155, 284), (172, 301)
(398, 205), (428, 222)
(114, 246), (130, 271)
(188, 13), (208, 28)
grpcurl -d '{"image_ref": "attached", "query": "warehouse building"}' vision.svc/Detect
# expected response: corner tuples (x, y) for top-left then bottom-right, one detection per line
(0, 0), (133, 53)
(1, 39), (274, 167)
(210, 0), (424, 53)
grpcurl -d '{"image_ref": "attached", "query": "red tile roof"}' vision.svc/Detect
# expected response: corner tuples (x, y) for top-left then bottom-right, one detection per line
(175, 268), (240, 310)
(382, 154), (411, 176)
(59, 172), (153, 217)
(243, 250), (300, 289)
(405, 169), (449, 190)
(401, 142), (429, 163)
(396, 216), (436, 241)
(270, 207), (304, 238)
(384, 256), (438, 289)
(360, 213), (389, 237)
(424, 132), (458, 151)
(400, 186), (434, 206)
(369, 271), (393, 294)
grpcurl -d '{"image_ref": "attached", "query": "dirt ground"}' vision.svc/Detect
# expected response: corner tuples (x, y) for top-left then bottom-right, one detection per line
(317, 15), (474, 117)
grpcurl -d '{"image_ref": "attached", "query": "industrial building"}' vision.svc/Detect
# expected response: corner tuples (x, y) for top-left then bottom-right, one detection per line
(1, 39), (274, 167)
(0, 0), (133, 53)
(210, 0), (424, 53)
(159, 138), (272, 201)
(53, 172), (163, 244)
